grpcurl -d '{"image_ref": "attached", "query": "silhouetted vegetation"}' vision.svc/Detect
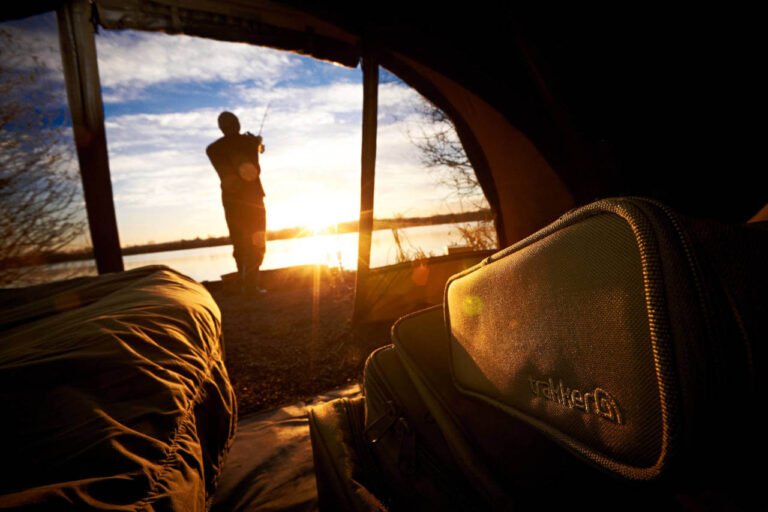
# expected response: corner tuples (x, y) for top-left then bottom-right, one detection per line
(409, 99), (479, 206)
(408, 97), (498, 250)
(0, 28), (88, 285)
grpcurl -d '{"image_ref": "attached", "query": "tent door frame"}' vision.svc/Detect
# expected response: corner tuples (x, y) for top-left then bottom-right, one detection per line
(57, 0), (123, 274)
(352, 49), (379, 322)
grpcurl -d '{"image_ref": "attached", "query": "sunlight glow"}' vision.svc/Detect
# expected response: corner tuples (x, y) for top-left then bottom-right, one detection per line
(271, 195), (357, 234)
(292, 232), (353, 269)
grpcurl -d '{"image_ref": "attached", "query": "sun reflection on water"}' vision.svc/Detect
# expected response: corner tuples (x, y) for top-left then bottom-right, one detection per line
(22, 223), (487, 285)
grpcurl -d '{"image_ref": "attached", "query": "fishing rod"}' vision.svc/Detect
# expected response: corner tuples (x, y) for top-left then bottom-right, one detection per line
(257, 101), (271, 137)
(246, 102), (271, 154)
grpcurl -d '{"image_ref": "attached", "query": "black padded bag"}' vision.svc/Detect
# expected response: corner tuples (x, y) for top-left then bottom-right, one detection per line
(311, 197), (766, 510)
(310, 347), (486, 511)
(362, 345), (485, 510)
(309, 396), (388, 511)
(437, 197), (766, 486)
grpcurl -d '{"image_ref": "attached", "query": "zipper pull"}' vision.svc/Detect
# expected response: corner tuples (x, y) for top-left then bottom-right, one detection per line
(396, 417), (417, 475)
(364, 401), (399, 444)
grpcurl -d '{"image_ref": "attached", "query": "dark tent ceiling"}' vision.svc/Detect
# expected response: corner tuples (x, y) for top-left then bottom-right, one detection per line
(4, 2), (764, 224)
(279, 3), (765, 222)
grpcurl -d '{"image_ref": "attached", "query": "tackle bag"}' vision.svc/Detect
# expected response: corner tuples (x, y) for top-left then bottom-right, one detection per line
(311, 197), (767, 509)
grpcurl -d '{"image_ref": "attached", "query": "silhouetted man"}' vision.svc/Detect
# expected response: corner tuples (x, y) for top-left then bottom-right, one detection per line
(207, 111), (266, 294)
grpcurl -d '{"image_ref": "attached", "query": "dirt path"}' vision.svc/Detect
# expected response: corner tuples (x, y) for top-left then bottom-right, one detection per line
(204, 266), (391, 415)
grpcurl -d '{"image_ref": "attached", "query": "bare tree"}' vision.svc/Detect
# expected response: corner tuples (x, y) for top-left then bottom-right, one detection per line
(0, 27), (87, 286)
(408, 97), (497, 250)
(409, 99), (481, 206)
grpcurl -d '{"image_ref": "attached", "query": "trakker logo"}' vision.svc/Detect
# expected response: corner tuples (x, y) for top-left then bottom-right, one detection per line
(529, 376), (623, 425)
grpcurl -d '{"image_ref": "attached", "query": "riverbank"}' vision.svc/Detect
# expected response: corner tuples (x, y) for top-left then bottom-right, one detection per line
(11, 209), (492, 268)
(203, 265), (392, 414)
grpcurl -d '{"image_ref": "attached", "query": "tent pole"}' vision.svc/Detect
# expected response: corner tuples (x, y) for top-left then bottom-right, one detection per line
(352, 51), (379, 322)
(57, 0), (123, 274)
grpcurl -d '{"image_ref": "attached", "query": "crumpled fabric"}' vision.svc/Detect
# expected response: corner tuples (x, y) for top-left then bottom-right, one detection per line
(0, 265), (237, 511)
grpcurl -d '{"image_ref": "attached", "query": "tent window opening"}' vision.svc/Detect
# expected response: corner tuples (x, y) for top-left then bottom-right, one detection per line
(92, 27), (363, 281)
(369, 67), (498, 270)
(351, 66), (498, 323)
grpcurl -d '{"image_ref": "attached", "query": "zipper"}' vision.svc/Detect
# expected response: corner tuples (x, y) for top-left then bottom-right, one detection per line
(631, 198), (738, 449)
(363, 348), (423, 469)
(363, 348), (479, 509)
(363, 350), (418, 476)
(636, 198), (714, 340)
(629, 198), (712, 397)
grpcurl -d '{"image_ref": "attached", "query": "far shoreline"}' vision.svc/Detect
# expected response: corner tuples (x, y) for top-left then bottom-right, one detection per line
(15, 210), (492, 267)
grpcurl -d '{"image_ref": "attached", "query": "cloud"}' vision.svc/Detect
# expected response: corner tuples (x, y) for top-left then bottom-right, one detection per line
(1, 14), (62, 72)
(378, 82), (424, 116)
(95, 30), (300, 102)
(237, 81), (361, 113)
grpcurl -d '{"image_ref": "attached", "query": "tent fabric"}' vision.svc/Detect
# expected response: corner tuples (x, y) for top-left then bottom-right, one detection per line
(94, 0), (359, 67)
(211, 384), (361, 512)
(385, 55), (576, 245)
(0, 266), (236, 511)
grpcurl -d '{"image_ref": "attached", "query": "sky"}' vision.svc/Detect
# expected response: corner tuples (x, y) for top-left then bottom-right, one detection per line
(2, 12), (482, 247)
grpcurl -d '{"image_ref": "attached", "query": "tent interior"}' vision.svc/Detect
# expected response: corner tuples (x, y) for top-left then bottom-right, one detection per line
(1, 1), (765, 510)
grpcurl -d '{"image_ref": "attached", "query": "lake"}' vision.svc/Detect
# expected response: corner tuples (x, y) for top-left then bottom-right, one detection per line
(12, 223), (490, 286)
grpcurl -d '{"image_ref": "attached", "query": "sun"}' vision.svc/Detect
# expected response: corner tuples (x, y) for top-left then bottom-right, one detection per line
(271, 195), (356, 234)
(261, 196), (360, 270)
(304, 210), (342, 234)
